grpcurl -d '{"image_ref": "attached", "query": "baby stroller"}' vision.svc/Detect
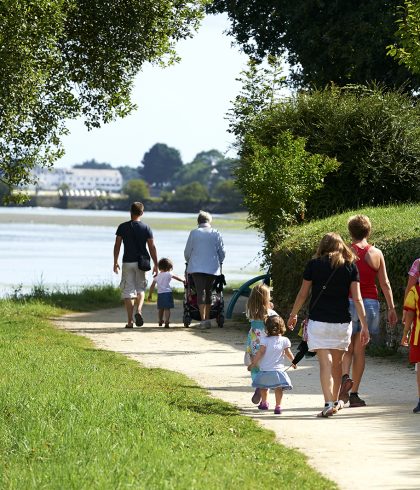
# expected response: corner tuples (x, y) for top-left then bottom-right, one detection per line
(182, 272), (225, 328)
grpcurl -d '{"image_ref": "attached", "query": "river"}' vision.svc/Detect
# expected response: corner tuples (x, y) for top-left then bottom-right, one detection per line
(0, 207), (264, 296)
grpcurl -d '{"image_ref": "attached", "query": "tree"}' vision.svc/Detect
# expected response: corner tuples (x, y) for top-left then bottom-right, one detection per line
(212, 179), (243, 210)
(118, 166), (141, 184)
(388, 1), (420, 75)
(73, 159), (112, 169)
(230, 62), (420, 219)
(207, 0), (420, 90)
(0, 1), (207, 199)
(123, 179), (150, 202)
(141, 143), (183, 186)
(168, 181), (209, 211)
(235, 132), (339, 252)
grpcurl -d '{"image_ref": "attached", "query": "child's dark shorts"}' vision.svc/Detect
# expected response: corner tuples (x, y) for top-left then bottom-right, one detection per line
(157, 292), (174, 309)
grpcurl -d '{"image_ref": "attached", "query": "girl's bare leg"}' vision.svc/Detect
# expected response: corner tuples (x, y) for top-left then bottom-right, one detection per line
(260, 389), (268, 403)
(274, 388), (283, 406)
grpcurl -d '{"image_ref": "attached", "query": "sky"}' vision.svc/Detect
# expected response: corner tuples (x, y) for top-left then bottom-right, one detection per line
(56, 14), (250, 169)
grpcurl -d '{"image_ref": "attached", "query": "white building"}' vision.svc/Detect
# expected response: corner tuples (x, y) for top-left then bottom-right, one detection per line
(31, 167), (123, 193)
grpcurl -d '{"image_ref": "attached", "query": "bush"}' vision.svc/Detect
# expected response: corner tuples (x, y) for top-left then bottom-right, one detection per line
(271, 203), (420, 317)
(167, 181), (209, 212)
(123, 179), (150, 201)
(249, 85), (420, 218)
(235, 132), (338, 252)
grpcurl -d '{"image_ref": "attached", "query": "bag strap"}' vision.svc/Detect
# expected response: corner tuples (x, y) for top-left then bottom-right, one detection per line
(309, 265), (338, 312)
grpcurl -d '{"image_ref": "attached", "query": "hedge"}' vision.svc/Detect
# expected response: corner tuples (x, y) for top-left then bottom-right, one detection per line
(272, 203), (420, 322)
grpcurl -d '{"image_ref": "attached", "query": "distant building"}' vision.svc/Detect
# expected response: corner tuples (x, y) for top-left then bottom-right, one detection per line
(30, 167), (123, 192)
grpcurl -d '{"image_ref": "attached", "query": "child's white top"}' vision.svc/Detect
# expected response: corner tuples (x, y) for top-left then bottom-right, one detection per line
(259, 336), (291, 371)
(155, 271), (173, 294)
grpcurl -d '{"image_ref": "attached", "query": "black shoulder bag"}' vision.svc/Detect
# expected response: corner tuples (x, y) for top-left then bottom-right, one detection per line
(130, 222), (151, 272)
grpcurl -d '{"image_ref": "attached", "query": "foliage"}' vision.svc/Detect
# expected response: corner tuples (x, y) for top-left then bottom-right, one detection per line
(0, 298), (335, 489)
(123, 179), (150, 202)
(388, 0), (420, 75)
(236, 78), (420, 218)
(234, 132), (339, 253)
(141, 143), (183, 186)
(0, 1), (207, 198)
(212, 179), (243, 211)
(208, 0), (420, 90)
(9, 284), (121, 311)
(73, 159), (113, 170)
(173, 160), (212, 188)
(271, 203), (420, 316)
(167, 181), (209, 211)
(117, 165), (141, 184)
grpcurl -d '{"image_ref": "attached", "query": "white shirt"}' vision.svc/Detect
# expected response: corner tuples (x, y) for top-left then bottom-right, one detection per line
(259, 336), (291, 371)
(155, 271), (173, 294)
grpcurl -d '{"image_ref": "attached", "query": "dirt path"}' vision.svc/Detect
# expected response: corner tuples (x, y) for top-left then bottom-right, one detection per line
(55, 299), (420, 490)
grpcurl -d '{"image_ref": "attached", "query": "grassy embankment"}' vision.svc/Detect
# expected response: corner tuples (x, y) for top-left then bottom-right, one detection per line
(0, 287), (335, 489)
(272, 203), (420, 350)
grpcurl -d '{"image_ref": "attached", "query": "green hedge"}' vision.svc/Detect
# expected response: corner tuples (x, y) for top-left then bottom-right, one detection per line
(272, 203), (420, 316)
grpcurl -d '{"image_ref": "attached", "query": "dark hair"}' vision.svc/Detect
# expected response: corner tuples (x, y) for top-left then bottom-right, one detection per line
(265, 315), (286, 336)
(158, 258), (173, 272)
(130, 202), (144, 216)
(348, 214), (371, 240)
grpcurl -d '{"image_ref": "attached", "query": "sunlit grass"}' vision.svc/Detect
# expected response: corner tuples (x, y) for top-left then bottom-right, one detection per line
(0, 290), (335, 489)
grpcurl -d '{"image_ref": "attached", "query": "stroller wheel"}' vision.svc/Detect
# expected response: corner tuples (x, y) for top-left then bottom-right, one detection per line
(183, 313), (191, 328)
(217, 314), (224, 328)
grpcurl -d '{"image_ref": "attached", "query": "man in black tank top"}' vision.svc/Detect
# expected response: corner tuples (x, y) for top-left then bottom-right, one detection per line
(113, 202), (158, 328)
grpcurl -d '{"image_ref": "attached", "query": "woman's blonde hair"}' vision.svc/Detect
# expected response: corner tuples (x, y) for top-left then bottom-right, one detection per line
(315, 232), (356, 268)
(246, 283), (271, 320)
(265, 315), (286, 336)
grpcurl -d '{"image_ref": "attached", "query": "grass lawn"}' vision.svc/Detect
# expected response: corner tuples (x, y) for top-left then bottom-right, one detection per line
(0, 288), (335, 489)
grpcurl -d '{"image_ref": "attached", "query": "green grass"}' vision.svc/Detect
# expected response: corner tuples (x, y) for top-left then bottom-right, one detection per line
(272, 203), (420, 313)
(0, 291), (335, 489)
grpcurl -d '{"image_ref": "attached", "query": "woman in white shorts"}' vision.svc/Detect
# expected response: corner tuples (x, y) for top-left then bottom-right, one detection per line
(287, 233), (370, 417)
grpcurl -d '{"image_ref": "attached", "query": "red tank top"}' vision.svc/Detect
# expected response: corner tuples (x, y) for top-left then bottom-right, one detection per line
(351, 244), (378, 300)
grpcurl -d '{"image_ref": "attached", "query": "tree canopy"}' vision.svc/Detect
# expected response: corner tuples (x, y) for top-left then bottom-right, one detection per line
(0, 0), (207, 199)
(207, 0), (420, 90)
(141, 143), (183, 186)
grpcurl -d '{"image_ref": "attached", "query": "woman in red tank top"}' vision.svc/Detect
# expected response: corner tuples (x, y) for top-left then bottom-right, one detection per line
(340, 215), (397, 408)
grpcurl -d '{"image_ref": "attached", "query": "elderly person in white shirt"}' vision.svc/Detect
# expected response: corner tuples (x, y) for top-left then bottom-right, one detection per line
(184, 210), (225, 328)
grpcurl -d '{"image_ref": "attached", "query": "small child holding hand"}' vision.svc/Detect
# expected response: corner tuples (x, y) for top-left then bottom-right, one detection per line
(248, 315), (296, 415)
(148, 258), (184, 328)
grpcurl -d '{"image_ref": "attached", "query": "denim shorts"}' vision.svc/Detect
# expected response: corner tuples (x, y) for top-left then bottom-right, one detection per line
(349, 298), (380, 336)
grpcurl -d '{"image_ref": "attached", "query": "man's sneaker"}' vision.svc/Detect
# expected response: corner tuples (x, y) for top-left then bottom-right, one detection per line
(349, 392), (366, 407)
(251, 388), (261, 405)
(258, 401), (269, 410)
(338, 374), (353, 404)
(413, 403), (420, 413)
(274, 405), (282, 415)
(135, 313), (144, 327)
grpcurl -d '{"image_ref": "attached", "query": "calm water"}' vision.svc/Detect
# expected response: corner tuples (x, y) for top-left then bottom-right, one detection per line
(0, 208), (264, 295)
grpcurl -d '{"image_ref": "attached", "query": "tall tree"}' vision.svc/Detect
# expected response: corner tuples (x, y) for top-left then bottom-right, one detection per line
(207, 0), (420, 90)
(141, 143), (183, 186)
(0, 0), (207, 199)
(388, 0), (420, 75)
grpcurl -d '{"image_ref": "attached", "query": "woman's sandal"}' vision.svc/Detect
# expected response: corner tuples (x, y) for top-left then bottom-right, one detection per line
(317, 405), (334, 418)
